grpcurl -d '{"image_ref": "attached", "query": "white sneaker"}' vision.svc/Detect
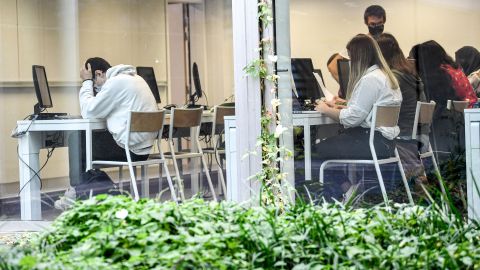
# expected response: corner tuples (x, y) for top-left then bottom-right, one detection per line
(54, 187), (76, 210)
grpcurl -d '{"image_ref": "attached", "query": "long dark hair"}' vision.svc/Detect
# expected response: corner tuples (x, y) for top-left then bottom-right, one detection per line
(415, 40), (457, 107)
(345, 34), (398, 99)
(455, 46), (480, 75)
(376, 33), (417, 76)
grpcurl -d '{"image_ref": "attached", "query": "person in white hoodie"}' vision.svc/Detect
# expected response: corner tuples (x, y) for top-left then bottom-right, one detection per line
(67, 57), (157, 189)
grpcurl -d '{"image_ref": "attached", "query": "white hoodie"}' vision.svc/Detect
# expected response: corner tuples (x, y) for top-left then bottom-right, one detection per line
(79, 64), (158, 155)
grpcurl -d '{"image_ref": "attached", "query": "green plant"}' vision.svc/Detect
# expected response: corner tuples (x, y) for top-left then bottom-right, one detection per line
(1, 195), (480, 269)
(243, 0), (293, 207)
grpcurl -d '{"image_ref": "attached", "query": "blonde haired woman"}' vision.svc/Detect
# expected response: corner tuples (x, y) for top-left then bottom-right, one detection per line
(314, 34), (402, 194)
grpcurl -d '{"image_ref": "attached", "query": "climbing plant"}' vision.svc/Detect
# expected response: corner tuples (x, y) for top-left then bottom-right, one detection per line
(244, 0), (293, 207)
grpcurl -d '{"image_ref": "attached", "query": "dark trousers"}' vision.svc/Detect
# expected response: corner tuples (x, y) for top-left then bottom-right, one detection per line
(68, 130), (149, 186)
(314, 127), (395, 160)
(313, 127), (396, 200)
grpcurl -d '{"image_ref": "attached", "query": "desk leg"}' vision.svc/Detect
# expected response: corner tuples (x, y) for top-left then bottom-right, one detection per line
(304, 124), (312, 181)
(85, 127), (92, 170)
(18, 132), (42, 221)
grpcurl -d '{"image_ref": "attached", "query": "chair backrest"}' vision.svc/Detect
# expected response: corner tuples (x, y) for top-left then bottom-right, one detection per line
(125, 110), (165, 153)
(447, 100), (469, 113)
(212, 105), (235, 135)
(129, 110), (165, 132)
(373, 104), (401, 128)
(171, 108), (203, 128)
(412, 101), (436, 139)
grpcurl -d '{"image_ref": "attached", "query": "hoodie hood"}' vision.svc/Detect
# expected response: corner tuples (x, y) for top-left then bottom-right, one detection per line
(106, 64), (136, 79)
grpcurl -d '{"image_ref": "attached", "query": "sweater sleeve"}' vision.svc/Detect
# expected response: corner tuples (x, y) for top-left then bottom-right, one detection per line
(79, 79), (118, 119)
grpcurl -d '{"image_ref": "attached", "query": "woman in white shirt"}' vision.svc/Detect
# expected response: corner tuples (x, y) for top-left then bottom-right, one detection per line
(315, 34), (402, 162)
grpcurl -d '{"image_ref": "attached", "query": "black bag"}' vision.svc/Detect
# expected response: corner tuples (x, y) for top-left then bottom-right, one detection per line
(75, 169), (121, 199)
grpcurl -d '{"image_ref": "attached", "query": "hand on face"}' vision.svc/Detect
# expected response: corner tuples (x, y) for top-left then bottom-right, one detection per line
(80, 63), (92, 81)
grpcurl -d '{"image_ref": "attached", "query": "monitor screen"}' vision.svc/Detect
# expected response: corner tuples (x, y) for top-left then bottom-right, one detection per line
(32, 65), (53, 109)
(291, 58), (323, 103)
(136, 66), (161, 103)
(337, 59), (350, 99)
(192, 62), (202, 98)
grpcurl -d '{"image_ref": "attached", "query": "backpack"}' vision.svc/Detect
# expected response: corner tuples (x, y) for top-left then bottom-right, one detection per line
(75, 169), (121, 200)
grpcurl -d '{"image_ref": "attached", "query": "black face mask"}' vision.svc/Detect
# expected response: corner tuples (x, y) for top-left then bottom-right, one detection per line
(368, 24), (384, 36)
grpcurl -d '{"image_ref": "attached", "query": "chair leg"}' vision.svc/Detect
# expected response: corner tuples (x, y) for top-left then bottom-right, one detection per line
(127, 163), (139, 201)
(216, 151), (227, 196)
(158, 163), (163, 194)
(169, 141), (185, 201)
(319, 161), (330, 184)
(141, 165), (149, 198)
(162, 161), (178, 203)
(395, 149), (414, 204)
(200, 153), (217, 201)
(373, 162), (389, 207)
(118, 166), (123, 191)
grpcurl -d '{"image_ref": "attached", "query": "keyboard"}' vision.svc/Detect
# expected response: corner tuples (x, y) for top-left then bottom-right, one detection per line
(31, 113), (67, 120)
(54, 115), (83, 120)
(293, 110), (319, 114)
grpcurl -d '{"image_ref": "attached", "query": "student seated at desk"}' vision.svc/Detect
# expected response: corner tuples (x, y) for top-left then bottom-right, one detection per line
(314, 34), (401, 197)
(57, 57), (157, 209)
(377, 33), (427, 176)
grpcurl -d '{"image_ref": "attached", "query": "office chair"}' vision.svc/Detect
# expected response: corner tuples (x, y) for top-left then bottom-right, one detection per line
(163, 107), (217, 201)
(92, 110), (177, 202)
(202, 105), (235, 196)
(319, 104), (413, 206)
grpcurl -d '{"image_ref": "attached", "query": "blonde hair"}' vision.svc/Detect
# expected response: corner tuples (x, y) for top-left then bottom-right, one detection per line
(346, 34), (399, 99)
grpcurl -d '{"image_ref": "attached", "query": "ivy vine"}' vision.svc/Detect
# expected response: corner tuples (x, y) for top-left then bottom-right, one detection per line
(244, 0), (293, 208)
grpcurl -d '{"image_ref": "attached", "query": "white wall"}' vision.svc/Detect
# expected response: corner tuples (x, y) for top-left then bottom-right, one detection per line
(190, 0), (234, 106)
(290, 0), (480, 92)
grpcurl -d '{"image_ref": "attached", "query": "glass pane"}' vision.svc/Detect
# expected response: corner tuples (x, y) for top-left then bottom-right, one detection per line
(0, 0), (234, 226)
(290, 1), (479, 207)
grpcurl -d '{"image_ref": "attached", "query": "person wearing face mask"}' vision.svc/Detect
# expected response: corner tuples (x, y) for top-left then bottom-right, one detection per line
(364, 5), (386, 38)
(56, 57), (158, 209)
(326, 5), (387, 100)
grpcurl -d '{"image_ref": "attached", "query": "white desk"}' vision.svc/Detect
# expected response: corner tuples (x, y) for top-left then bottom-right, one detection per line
(292, 112), (336, 181)
(16, 118), (106, 220)
(465, 109), (480, 221)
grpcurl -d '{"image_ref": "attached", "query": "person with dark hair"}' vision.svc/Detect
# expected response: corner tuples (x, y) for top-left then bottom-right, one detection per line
(455, 46), (480, 95)
(84, 57), (111, 95)
(315, 34), (402, 199)
(57, 57), (158, 209)
(364, 5), (386, 37)
(377, 33), (427, 176)
(377, 33), (426, 136)
(414, 41), (475, 161)
(417, 40), (476, 107)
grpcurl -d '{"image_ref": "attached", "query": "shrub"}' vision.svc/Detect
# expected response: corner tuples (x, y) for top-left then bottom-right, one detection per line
(1, 195), (480, 269)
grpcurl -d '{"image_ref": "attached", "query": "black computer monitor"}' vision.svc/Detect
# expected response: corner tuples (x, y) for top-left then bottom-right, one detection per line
(136, 66), (161, 103)
(189, 62), (203, 107)
(32, 65), (53, 114)
(291, 58), (323, 105)
(337, 59), (350, 99)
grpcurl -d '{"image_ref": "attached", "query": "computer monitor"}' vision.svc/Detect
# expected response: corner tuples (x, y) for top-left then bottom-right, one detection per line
(337, 59), (350, 99)
(189, 62), (203, 107)
(136, 66), (161, 104)
(32, 65), (53, 114)
(313, 69), (324, 84)
(291, 58), (324, 105)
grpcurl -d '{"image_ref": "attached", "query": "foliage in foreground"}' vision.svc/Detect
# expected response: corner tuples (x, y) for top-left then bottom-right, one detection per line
(1, 195), (480, 269)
